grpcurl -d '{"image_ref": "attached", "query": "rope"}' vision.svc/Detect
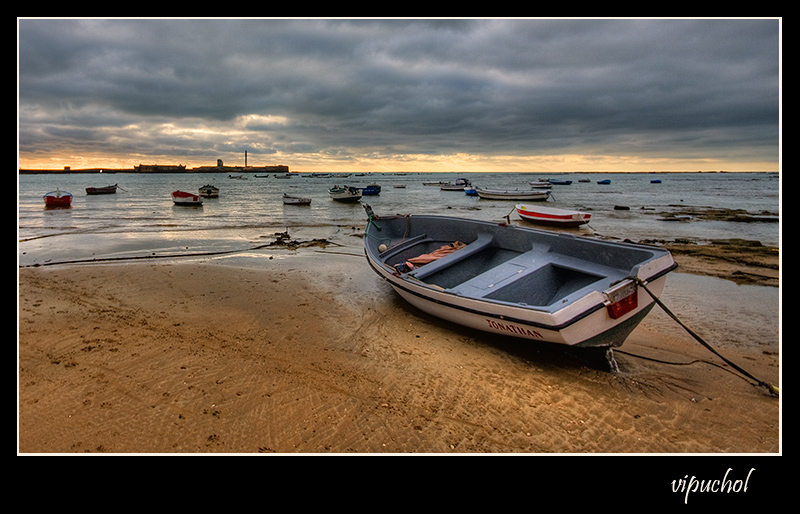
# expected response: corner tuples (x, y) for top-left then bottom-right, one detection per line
(634, 277), (778, 397)
(362, 203), (412, 251)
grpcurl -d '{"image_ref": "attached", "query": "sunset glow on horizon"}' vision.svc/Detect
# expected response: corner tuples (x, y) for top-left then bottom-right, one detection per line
(19, 18), (780, 175)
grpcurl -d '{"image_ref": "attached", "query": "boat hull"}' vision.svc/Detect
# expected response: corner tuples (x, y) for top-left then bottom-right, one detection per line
(363, 213), (675, 348)
(361, 184), (381, 195)
(86, 185), (117, 195)
(383, 278), (662, 347)
(172, 191), (203, 205)
(476, 188), (551, 201)
(43, 190), (73, 207)
(329, 186), (362, 202)
(283, 194), (311, 205)
(198, 185), (219, 198)
(516, 204), (591, 227)
(440, 179), (471, 191)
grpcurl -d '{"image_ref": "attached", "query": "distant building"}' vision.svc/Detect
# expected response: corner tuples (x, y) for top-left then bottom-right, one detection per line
(134, 164), (187, 173)
(191, 160), (289, 173)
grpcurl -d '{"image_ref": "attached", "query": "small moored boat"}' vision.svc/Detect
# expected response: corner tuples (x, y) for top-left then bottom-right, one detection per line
(440, 178), (471, 191)
(597, 179), (611, 185)
(548, 179), (573, 185)
(43, 189), (73, 207)
(476, 188), (550, 201)
(516, 204), (591, 227)
(529, 181), (553, 189)
(329, 185), (362, 202)
(198, 184), (219, 198)
(360, 183), (382, 196)
(362, 207), (676, 349)
(283, 193), (312, 205)
(85, 184), (118, 195)
(172, 190), (203, 205)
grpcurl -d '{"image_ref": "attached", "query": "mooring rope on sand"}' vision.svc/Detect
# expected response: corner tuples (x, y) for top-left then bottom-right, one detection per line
(634, 277), (779, 397)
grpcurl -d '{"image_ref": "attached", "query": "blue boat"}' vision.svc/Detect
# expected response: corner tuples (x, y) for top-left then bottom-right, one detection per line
(548, 179), (573, 185)
(597, 179), (611, 184)
(360, 183), (381, 195)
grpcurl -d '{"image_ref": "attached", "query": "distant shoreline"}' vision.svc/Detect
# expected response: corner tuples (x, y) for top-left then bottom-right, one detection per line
(18, 168), (776, 175)
(18, 167), (289, 175)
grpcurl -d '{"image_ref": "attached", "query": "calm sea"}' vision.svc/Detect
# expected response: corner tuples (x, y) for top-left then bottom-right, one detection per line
(18, 171), (779, 267)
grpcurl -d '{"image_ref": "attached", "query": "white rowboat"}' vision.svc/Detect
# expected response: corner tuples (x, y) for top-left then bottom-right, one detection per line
(476, 188), (551, 201)
(283, 193), (312, 205)
(329, 185), (362, 202)
(363, 209), (676, 349)
(172, 190), (203, 205)
(516, 204), (592, 227)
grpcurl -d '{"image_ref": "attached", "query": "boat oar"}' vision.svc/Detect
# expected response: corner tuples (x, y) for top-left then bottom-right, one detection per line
(634, 277), (779, 397)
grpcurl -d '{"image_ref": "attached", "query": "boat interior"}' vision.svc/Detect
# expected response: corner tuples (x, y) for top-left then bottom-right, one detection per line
(373, 217), (661, 311)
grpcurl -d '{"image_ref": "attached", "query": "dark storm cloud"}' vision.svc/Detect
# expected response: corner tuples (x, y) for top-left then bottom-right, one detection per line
(18, 18), (780, 166)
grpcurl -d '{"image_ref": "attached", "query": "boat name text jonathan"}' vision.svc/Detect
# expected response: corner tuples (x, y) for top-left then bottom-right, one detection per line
(485, 319), (543, 339)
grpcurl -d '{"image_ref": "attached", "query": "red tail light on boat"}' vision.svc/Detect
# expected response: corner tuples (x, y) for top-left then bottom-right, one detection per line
(605, 280), (639, 319)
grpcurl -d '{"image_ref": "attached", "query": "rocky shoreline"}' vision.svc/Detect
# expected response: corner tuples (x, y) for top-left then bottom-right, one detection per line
(660, 239), (778, 287)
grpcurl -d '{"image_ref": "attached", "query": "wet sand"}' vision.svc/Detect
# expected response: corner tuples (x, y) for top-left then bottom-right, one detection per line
(18, 243), (779, 455)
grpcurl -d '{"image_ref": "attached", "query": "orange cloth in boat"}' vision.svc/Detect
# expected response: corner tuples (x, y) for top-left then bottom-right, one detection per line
(407, 241), (466, 265)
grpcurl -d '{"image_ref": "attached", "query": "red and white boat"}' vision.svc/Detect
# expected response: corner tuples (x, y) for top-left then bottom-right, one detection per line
(516, 203), (591, 227)
(171, 190), (203, 205)
(43, 189), (73, 208)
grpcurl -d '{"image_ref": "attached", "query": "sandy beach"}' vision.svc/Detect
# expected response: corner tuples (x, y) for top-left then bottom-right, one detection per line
(18, 241), (779, 455)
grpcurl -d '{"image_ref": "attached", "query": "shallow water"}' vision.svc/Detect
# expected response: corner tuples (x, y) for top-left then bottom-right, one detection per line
(18, 171), (779, 266)
(643, 272), (780, 351)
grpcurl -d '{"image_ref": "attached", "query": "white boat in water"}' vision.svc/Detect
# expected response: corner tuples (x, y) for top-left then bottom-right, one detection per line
(198, 184), (219, 198)
(172, 190), (203, 205)
(283, 193), (311, 205)
(476, 187), (551, 201)
(516, 204), (591, 227)
(440, 178), (471, 191)
(328, 185), (362, 202)
(362, 207), (676, 349)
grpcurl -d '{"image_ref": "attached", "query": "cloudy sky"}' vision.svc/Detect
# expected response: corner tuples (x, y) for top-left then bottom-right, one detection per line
(17, 18), (780, 173)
